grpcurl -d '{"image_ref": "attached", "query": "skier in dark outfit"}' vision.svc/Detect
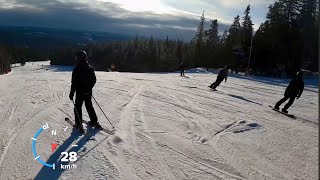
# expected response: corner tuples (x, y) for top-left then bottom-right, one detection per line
(69, 50), (101, 133)
(274, 71), (304, 113)
(209, 66), (228, 90)
(180, 62), (185, 77)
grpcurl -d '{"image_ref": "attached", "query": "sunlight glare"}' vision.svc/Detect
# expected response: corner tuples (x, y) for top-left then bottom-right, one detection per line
(99, 0), (176, 14)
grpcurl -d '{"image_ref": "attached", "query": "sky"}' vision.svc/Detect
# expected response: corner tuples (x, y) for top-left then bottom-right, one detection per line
(0, 0), (276, 40)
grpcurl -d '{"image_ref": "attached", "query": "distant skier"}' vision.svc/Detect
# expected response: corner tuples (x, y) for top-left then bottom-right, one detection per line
(180, 62), (185, 77)
(274, 71), (304, 113)
(69, 50), (101, 133)
(209, 66), (229, 90)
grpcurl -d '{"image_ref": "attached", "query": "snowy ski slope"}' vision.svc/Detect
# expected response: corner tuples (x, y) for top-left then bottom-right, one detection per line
(0, 62), (318, 179)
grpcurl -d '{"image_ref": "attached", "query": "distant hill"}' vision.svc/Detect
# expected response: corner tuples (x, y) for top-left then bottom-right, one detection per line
(0, 26), (132, 49)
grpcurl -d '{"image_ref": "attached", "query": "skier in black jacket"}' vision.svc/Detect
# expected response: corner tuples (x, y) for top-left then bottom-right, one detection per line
(69, 50), (101, 133)
(274, 71), (304, 113)
(180, 62), (185, 77)
(209, 66), (229, 90)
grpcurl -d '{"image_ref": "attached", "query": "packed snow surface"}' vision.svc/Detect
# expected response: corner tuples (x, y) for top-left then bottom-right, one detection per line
(0, 62), (318, 180)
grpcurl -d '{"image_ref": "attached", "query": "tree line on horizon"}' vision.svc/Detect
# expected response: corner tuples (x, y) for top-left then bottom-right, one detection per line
(0, 46), (12, 74)
(0, 45), (48, 74)
(0, 0), (318, 76)
(181, 0), (318, 77)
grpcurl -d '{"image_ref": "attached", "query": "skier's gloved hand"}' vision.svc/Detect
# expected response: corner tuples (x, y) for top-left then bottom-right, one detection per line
(69, 93), (74, 101)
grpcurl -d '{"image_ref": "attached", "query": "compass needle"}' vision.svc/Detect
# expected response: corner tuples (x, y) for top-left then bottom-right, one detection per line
(51, 143), (58, 152)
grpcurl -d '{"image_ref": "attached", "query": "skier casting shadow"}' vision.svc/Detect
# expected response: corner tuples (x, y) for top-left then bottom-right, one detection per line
(274, 71), (304, 113)
(69, 50), (102, 133)
(209, 66), (229, 90)
(180, 61), (185, 77)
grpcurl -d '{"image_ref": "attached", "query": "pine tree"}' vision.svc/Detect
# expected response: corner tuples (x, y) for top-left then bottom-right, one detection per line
(227, 15), (242, 46)
(0, 46), (12, 74)
(148, 36), (156, 63)
(241, 4), (254, 55)
(193, 11), (206, 67)
(176, 41), (182, 62)
(204, 19), (220, 67)
(280, 0), (301, 27)
(267, 2), (286, 31)
(220, 30), (228, 46)
(227, 15), (244, 68)
(298, 0), (318, 70)
(205, 19), (220, 49)
(193, 11), (206, 46)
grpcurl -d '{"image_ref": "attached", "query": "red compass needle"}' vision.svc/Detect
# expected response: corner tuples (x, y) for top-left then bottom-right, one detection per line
(51, 143), (58, 152)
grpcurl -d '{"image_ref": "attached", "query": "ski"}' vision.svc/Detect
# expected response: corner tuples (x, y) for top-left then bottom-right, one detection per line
(208, 86), (217, 91)
(64, 117), (87, 134)
(180, 75), (191, 78)
(65, 117), (115, 135)
(64, 118), (98, 141)
(83, 119), (115, 135)
(268, 105), (295, 118)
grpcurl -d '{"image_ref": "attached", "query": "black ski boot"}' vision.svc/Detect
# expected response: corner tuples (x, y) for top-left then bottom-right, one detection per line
(87, 121), (95, 127)
(274, 106), (279, 110)
(87, 121), (102, 129)
(94, 122), (102, 129)
(78, 127), (85, 134)
(74, 124), (85, 134)
(281, 108), (288, 114)
(74, 123), (81, 129)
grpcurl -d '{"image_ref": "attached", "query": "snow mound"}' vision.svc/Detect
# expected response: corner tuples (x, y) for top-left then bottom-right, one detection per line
(185, 68), (211, 73)
(215, 120), (262, 135)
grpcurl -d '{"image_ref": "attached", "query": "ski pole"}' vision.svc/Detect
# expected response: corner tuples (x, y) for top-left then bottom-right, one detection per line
(72, 100), (83, 125)
(92, 95), (115, 129)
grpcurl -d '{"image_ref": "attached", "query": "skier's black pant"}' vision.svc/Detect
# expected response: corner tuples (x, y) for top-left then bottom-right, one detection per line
(210, 75), (224, 89)
(275, 95), (296, 110)
(181, 69), (185, 76)
(74, 92), (98, 127)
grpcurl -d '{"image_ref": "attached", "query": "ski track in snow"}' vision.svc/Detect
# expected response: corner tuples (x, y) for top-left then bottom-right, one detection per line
(0, 63), (318, 180)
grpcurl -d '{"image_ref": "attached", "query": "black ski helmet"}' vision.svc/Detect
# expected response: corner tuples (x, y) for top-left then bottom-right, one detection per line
(296, 71), (303, 78)
(75, 50), (87, 62)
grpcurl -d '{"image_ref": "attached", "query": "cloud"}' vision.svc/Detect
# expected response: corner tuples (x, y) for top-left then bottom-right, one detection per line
(205, 0), (274, 8)
(0, 0), (210, 40)
(161, 0), (276, 30)
(0, 0), (272, 40)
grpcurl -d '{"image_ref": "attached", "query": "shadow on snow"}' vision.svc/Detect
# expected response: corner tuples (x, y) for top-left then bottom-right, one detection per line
(227, 94), (263, 106)
(34, 126), (101, 180)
